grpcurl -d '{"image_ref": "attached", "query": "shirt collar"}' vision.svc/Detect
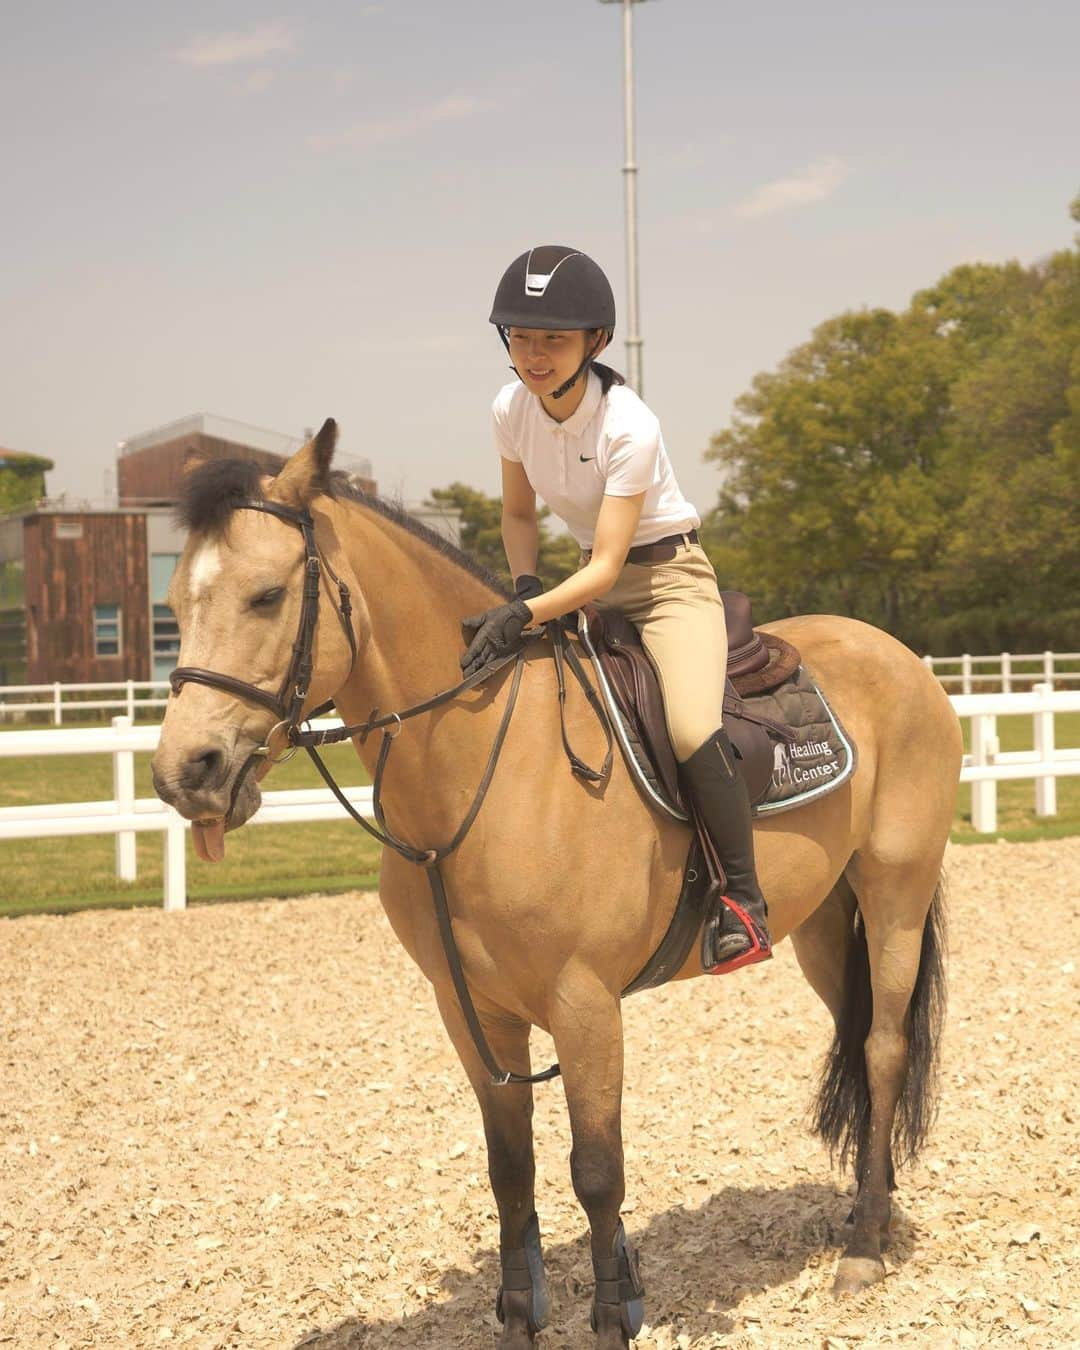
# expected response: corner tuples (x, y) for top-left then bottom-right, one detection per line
(535, 368), (603, 437)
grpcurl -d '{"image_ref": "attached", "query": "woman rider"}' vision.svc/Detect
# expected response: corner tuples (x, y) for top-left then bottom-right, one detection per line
(460, 244), (769, 974)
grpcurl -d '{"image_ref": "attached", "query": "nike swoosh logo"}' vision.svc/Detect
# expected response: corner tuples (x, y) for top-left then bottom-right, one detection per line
(579, 454), (595, 462)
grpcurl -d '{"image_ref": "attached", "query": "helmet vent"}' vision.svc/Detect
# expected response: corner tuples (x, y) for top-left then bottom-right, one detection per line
(523, 247), (581, 299)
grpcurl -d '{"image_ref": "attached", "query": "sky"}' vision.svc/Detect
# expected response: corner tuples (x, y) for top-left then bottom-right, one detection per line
(1, 0), (1077, 519)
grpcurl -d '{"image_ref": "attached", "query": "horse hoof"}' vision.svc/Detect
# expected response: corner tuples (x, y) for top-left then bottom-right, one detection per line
(497, 1327), (536, 1349)
(832, 1256), (885, 1297)
(497, 1289), (538, 1347)
(595, 1331), (630, 1349)
(592, 1301), (631, 1347)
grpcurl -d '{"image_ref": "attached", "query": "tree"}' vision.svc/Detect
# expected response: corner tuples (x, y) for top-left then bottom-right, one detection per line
(425, 484), (581, 590)
(0, 451), (53, 515)
(702, 200), (1080, 652)
(932, 243), (1080, 648)
(704, 306), (951, 634)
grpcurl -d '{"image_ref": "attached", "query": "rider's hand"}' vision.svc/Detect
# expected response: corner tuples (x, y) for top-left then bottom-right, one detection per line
(460, 599), (534, 679)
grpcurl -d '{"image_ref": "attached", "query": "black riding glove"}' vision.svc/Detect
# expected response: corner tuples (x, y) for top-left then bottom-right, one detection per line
(514, 573), (545, 601)
(460, 599), (533, 679)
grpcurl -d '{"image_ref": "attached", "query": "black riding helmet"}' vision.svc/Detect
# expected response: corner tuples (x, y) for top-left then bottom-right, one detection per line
(490, 245), (617, 399)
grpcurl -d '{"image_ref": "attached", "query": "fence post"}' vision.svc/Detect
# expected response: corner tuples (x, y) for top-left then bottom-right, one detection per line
(112, 715), (138, 881)
(53, 682), (62, 726)
(1043, 651), (1054, 690)
(1001, 652), (1012, 694)
(961, 654), (973, 696)
(970, 712), (998, 833)
(126, 679), (136, 720)
(1032, 682), (1057, 818)
(163, 814), (187, 911)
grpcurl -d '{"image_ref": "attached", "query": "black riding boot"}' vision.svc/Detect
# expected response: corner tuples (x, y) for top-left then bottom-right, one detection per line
(680, 727), (772, 974)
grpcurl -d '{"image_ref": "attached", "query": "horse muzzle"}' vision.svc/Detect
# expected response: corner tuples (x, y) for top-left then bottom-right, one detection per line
(152, 734), (264, 858)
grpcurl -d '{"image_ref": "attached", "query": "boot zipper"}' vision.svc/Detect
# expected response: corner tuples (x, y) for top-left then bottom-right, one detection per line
(713, 735), (735, 778)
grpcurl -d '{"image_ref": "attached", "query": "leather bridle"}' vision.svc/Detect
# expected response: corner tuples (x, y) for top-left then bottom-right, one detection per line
(168, 496), (614, 1088)
(170, 499), (358, 761)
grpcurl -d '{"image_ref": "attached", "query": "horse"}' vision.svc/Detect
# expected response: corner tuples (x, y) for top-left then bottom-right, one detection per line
(151, 422), (961, 1348)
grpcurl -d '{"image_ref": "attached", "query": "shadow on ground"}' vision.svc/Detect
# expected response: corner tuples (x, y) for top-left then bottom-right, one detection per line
(293, 1180), (918, 1348)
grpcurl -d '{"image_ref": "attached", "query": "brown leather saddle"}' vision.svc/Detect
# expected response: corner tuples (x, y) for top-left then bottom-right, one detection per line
(579, 591), (800, 813)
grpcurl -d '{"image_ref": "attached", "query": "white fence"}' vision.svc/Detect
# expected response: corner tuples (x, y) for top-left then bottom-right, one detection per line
(953, 684), (1080, 833)
(0, 680), (170, 724)
(0, 717), (373, 911)
(2, 690), (1079, 909)
(2, 655), (1078, 723)
(922, 651), (1080, 694)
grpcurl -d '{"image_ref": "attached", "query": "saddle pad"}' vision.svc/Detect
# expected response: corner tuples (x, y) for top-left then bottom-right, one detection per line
(746, 665), (857, 815)
(579, 610), (856, 821)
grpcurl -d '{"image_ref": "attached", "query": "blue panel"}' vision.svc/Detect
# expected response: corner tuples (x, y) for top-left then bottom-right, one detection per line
(150, 553), (180, 604)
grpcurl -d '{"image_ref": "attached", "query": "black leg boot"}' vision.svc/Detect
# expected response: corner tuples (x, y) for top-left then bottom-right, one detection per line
(680, 727), (772, 974)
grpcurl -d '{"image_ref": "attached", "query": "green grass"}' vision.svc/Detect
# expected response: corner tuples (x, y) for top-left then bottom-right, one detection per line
(2, 709), (1078, 917)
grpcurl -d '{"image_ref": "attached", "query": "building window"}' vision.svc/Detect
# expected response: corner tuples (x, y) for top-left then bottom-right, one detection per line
(150, 553), (182, 680)
(152, 604), (180, 680)
(93, 604), (122, 658)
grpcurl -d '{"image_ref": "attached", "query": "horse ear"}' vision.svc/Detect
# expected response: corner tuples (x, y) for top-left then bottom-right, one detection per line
(271, 418), (338, 507)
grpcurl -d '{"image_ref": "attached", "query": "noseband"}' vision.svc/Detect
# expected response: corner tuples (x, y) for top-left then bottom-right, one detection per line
(169, 499), (358, 763)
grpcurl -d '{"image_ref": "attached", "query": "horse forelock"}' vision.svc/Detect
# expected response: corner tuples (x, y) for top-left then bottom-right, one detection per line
(176, 458), (268, 537)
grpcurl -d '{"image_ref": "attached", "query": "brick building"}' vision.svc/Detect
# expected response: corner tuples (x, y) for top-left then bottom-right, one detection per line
(116, 413), (377, 506)
(1, 415), (459, 686)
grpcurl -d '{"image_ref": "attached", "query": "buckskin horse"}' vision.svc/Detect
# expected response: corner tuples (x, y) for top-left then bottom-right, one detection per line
(151, 423), (961, 1348)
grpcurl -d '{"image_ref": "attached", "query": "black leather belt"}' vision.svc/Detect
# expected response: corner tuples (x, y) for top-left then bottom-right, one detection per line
(582, 528), (699, 566)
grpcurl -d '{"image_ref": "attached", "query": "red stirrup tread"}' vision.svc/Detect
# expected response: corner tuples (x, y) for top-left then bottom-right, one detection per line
(706, 894), (773, 976)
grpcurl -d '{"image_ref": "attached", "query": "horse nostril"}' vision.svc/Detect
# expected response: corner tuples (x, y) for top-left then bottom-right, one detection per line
(180, 745), (226, 791)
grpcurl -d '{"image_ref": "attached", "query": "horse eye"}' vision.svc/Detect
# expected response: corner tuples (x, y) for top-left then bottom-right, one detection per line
(251, 587), (285, 610)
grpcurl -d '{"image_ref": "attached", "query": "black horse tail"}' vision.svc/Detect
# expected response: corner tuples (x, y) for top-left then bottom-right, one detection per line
(811, 875), (948, 1186)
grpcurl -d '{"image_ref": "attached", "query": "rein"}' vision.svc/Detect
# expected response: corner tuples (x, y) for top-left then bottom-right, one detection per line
(169, 498), (613, 1086)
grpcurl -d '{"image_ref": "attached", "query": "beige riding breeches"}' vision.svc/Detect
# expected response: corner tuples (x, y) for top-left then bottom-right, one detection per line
(590, 540), (728, 762)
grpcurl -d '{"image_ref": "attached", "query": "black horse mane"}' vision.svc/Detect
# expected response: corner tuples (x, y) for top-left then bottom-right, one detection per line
(176, 457), (510, 598)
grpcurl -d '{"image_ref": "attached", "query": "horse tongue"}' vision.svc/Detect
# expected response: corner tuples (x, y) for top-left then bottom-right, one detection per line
(192, 819), (226, 863)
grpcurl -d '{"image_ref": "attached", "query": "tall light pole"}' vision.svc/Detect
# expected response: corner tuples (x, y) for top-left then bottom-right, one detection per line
(598, 0), (650, 396)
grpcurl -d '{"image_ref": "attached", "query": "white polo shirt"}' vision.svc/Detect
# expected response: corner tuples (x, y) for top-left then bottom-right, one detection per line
(492, 369), (701, 549)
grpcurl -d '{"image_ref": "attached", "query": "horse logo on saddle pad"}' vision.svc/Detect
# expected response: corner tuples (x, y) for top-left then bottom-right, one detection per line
(771, 741), (792, 790)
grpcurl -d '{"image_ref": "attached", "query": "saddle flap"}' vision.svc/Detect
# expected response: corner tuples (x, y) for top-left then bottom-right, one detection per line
(579, 591), (801, 816)
(583, 605), (685, 809)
